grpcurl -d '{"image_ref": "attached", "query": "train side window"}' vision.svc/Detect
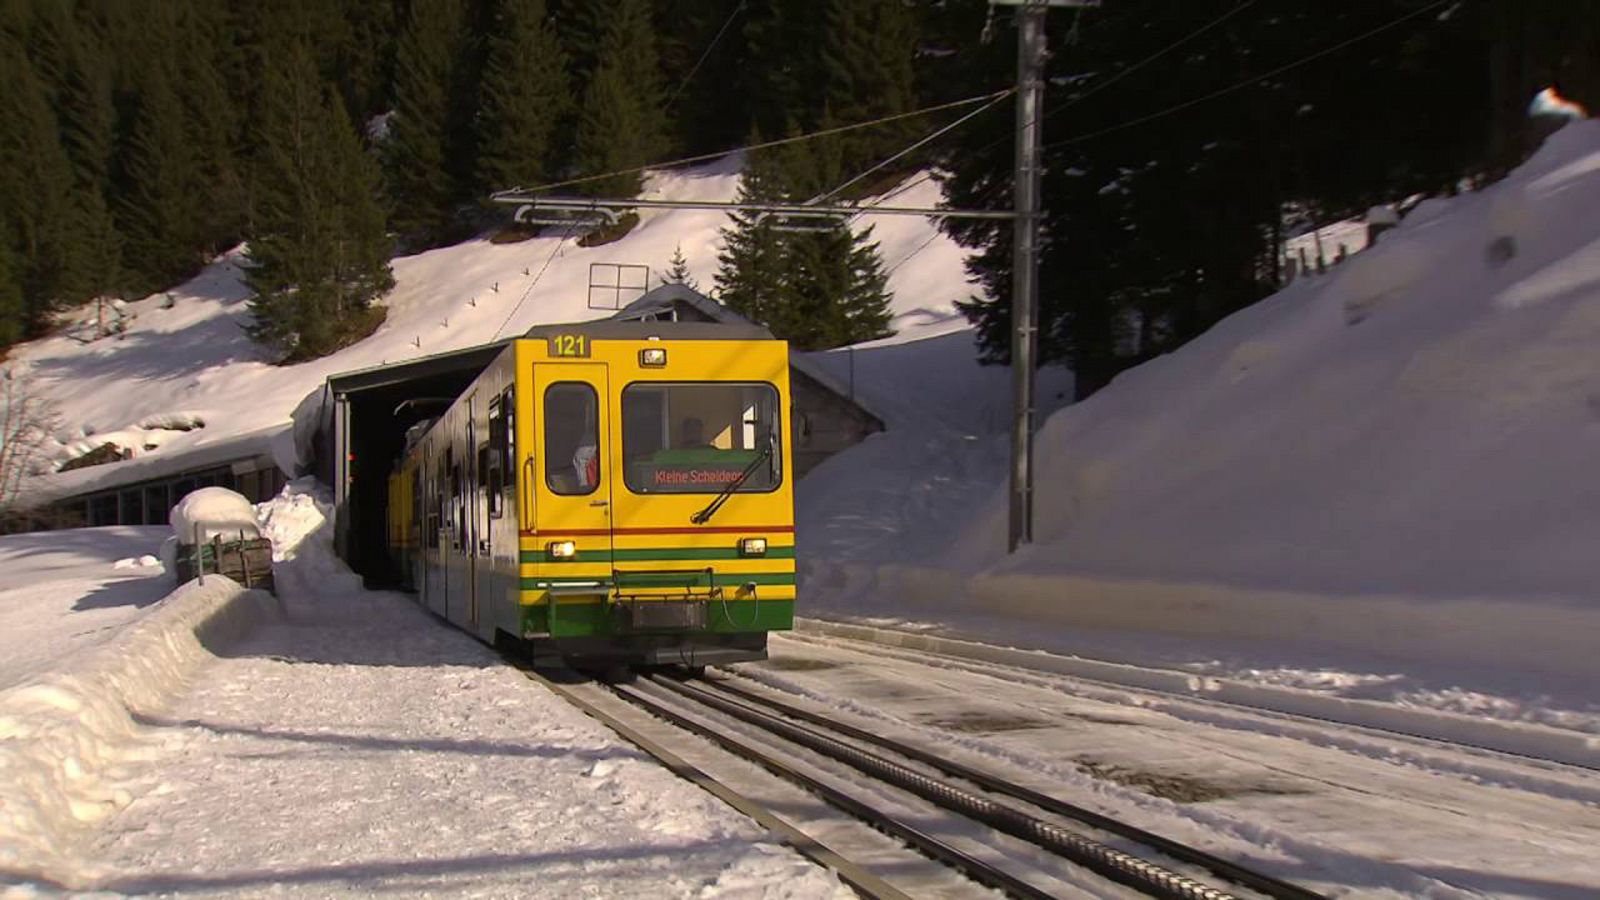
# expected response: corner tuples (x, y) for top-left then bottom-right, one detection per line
(544, 382), (599, 496)
(449, 444), (463, 549)
(486, 398), (505, 518)
(500, 387), (515, 500)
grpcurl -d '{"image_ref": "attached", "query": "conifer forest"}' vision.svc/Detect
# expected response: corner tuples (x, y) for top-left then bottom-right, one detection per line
(1, 0), (1596, 384)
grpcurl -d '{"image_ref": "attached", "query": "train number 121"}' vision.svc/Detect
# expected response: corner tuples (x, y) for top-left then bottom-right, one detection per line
(547, 334), (590, 358)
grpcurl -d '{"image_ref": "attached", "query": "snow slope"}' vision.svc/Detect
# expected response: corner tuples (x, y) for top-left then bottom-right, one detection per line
(981, 121), (1600, 595)
(15, 162), (978, 505)
(796, 122), (1600, 730)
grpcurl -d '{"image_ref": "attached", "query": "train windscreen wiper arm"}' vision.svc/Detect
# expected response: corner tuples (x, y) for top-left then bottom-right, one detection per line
(690, 447), (772, 525)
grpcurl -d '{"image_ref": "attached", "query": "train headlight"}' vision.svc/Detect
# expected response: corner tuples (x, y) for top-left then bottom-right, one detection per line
(547, 540), (577, 559)
(639, 347), (667, 367)
(739, 537), (767, 557)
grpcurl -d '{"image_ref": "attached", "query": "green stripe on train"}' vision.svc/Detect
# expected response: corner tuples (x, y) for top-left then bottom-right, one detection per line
(521, 546), (795, 564)
(520, 598), (795, 637)
(519, 572), (797, 591)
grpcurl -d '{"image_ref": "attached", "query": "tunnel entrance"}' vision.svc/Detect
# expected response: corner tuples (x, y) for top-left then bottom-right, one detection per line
(325, 342), (510, 585)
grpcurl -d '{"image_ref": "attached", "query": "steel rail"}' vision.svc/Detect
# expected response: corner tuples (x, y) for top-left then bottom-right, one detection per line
(648, 674), (1242, 900)
(515, 666), (910, 900)
(702, 675), (1326, 900)
(613, 678), (1057, 900)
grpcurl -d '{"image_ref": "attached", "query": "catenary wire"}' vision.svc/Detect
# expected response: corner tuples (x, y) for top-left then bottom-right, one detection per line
(866, 0), (1445, 244)
(1045, 0), (1454, 149)
(501, 89), (1014, 195)
(1042, 0), (1257, 124)
(492, 218), (579, 341)
(665, 1), (747, 111)
(812, 88), (1016, 206)
(836, 3), (1255, 223)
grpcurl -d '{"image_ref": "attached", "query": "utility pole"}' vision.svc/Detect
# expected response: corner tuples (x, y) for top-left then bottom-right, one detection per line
(992, 0), (1095, 552)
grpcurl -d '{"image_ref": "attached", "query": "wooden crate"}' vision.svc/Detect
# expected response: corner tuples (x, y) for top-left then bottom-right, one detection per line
(174, 536), (275, 593)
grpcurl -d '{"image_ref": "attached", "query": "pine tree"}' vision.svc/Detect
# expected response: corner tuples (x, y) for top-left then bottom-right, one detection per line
(740, 0), (827, 139)
(0, 234), (24, 347)
(247, 42), (394, 361)
(0, 34), (83, 332)
(663, 244), (697, 289)
(715, 142), (789, 328)
(387, 0), (470, 242)
(550, 0), (608, 85)
(653, 0), (752, 155)
(937, 1), (1495, 398)
(116, 65), (203, 291)
(572, 0), (669, 197)
(820, 0), (917, 175)
(171, 2), (248, 254)
(716, 136), (894, 350)
(475, 0), (570, 193)
(335, 0), (399, 124)
(30, 4), (122, 301)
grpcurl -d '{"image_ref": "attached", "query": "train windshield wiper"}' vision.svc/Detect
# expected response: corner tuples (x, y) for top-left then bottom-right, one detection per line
(690, 445), (772, 525)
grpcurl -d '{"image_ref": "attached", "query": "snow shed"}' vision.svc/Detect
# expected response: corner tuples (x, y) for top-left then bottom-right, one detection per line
(319, 285), (884, 582)
(318, 341), (512, 582)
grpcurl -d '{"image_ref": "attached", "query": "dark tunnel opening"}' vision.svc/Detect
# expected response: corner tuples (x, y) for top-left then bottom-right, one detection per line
(343, 368), (483, 586)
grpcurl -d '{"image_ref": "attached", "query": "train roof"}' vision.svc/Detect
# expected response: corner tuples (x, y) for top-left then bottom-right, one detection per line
(521, 320), (774, 342)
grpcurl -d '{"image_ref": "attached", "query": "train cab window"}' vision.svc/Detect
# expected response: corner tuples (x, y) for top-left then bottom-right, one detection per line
(544, 383), (600, 495)
(621, 383), (781, 494)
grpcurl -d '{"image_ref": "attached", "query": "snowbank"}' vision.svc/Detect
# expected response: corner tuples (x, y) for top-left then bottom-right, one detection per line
(897, 121), (1600, 674)
(0, 577), (279, 885)
(0, 481), (329, 887)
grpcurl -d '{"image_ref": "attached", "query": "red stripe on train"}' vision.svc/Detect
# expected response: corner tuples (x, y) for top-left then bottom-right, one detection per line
(519, 525), (795, 537)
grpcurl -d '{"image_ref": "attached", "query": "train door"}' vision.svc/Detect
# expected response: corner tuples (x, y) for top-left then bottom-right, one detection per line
(448, 399), (479, 631)
(469, 392), (492, 631)
(482, 387), (515, 639)
(425, 444), (447, 617)
(533, 364), (614, 597)
(416, 461), (428, 589)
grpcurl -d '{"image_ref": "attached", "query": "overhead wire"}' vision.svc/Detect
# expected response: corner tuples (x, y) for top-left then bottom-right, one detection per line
(864, 0), (1445, 275)
(664, 1), (747, 111)
(846, 0), (1258, 226)
(1044, 0), (1454, 150)
(813, 88), (1016, 207)
(1040, 0), (1257, 125)
(492, 218), (579, 341)
(502, 88), (1015, 196)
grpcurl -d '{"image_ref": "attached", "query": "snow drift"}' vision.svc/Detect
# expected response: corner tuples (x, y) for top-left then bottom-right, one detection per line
(917, 121), (1600, 678)
(0, 481), (331, 887)
(0, 577), (278, 885)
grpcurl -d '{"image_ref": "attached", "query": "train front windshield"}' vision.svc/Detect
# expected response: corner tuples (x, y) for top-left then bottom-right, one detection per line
(621, 383), (781, 494)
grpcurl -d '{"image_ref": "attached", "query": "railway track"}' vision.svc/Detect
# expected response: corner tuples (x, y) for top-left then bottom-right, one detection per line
(523, 662), (1324, 900)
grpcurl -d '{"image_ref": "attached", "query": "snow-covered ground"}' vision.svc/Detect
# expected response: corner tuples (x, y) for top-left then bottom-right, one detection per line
(0, 526), (168, 691)
(2, 484), (848, 896)
(731, 633), (1600, 898)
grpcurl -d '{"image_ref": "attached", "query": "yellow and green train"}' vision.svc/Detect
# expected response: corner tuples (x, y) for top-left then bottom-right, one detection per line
(386, 321), (795, 667)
